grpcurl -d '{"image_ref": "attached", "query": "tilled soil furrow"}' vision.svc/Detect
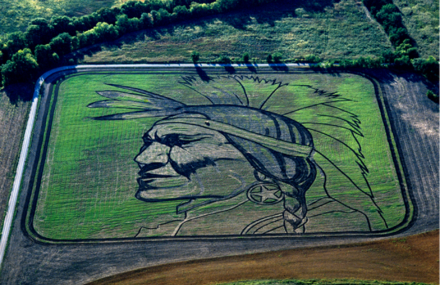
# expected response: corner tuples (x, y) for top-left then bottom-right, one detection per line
(381, 75), (439, 221)
(0, 96), (29, 226)
(405, 80), (439, 216)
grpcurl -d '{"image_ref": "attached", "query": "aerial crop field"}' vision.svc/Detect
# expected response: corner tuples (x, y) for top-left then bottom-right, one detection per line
(26, 68), (412, 241)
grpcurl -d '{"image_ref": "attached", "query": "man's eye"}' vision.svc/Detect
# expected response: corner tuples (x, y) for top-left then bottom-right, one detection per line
(161, 134), (211, 147)
(171, 138), (195, 147)
(161, 134), (186, 147)
(177, 139), (195, 145)
(142, 136), (154, 144)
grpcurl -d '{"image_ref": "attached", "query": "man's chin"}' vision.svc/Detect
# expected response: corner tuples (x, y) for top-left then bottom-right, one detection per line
(135, 188), (196, 201)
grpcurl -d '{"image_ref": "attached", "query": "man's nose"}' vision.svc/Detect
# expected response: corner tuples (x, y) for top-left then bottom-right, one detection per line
(135, 142), (170, 165)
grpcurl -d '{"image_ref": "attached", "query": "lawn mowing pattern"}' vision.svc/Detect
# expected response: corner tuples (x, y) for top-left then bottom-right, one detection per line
(0, 67), (435, 285)
(26, 68), (411, 241)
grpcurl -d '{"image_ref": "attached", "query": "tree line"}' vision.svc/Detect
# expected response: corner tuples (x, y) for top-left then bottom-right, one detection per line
(0, 0), (438, 89)
(362, 0), (438, 82)
(0, 0), (278, 87)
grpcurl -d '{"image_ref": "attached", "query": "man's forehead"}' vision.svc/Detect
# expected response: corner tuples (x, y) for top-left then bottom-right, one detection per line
(146, 122), (223, 138)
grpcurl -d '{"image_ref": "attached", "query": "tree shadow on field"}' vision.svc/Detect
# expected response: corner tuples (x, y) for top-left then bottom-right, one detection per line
(270, 63), (289, 72)
(195, 65), (211, 82)
(309, 66), (342, 77)
(247, 64), (257, 73)
(224, 64), (236, 74)
(65, 45), (104, 64)
(2, 83), (34, 105)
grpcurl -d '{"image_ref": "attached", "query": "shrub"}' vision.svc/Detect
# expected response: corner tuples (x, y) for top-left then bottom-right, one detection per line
(266, 54), (273, 63)
(173, 5), (191, 20)
(78, 29), (99, 47)
(2, 32), (27, 60)
(382, 50), (397, 63)
(217, 55), (231, 64)
(121, 1), (151, 18)
(242, 52), (250, 63)
(51, 16), (76, 36)
(304, 54), (321, 63)
(389, 27), (410, 46)
(189, 2), (213, 17)
(49, 33), (72, 56)
(116, 14), (137, 34)
(1, 48), (39, 85)
(272, 52), (282, 63)
(95, 7), (121, 25)
(412, 57), (439, 82)
(35, 45), (59, 70)
(426, 90), (439, 103)
(94, 22), (120, 41)
(25, 23), (54, 49)
(191, 51), (200, 63)
(394, 55), (411, 68)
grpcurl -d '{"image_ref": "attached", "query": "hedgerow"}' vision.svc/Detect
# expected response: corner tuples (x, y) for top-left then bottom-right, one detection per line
(362, 0), (439, 81)
(0, 0), (282, 87)
(0, 0), (437, 90)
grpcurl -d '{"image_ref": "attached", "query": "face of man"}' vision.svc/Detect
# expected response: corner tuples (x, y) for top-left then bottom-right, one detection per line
(134, 119), (257, 202)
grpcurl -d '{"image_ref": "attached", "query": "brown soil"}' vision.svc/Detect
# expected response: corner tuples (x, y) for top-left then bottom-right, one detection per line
(0, 85), (32, 228)
(88, 230), (439, 285)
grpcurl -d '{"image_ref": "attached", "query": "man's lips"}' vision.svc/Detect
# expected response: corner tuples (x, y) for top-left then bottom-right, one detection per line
(137, 162), (165, 173)
(137, 172), (188, 190)
(136, 162), (189, 190)
(137, 174), (179, 189)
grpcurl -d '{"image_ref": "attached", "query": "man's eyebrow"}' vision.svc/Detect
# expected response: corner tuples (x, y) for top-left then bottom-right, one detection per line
(178, 134), (214, 139)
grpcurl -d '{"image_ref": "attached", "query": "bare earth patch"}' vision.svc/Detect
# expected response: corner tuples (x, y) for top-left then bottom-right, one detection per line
(0, 85), (31, 230)
(87, 230), (439, 285)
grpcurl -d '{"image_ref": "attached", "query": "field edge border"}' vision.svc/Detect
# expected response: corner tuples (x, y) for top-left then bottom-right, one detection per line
(19, 65), (415, 245)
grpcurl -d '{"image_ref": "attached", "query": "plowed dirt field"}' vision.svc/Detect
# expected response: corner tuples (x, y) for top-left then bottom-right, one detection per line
(88, 230), (439, 285)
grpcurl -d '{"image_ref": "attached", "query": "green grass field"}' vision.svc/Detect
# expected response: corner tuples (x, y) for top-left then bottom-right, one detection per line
(76, 0), (393, 64)
(0, 0), (121, 37)
(28, 68), (411, 240)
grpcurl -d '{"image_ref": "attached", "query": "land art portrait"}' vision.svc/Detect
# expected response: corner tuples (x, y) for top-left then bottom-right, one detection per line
(26, 70), (412, 241)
